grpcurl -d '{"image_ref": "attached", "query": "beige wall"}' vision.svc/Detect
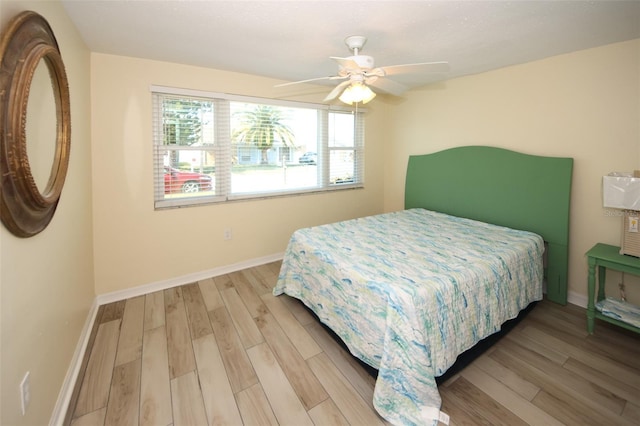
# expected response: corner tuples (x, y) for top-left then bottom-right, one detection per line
(384, 39), (640, 305)
(0, 1), (94, 425)
(90, 53), (387, 295)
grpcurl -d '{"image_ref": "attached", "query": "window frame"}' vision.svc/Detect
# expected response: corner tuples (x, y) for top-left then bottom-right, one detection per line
(151, 85), (365, 209)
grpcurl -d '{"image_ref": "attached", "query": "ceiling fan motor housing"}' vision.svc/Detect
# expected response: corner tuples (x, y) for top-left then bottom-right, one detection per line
(345, 55), (374, 70)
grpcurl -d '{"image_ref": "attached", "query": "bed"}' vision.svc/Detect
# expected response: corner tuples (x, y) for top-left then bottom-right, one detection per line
(273, 146), (573, 425)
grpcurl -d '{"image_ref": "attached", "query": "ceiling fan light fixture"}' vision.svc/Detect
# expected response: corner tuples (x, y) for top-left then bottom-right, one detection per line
(276, 35), (448, 103)
(339, 82), (376, 105)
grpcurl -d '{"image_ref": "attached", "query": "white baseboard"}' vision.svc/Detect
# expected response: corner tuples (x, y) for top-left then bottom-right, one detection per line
(49, 299), (99, 426)
(568, 290), (588, 308)
(96, 252), (284, 305)
(544, 278), (587, 308)
(50, 252), (283, 426)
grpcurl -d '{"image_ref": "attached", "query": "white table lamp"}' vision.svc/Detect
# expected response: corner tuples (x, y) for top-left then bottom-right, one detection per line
(603, 173), (640, 256)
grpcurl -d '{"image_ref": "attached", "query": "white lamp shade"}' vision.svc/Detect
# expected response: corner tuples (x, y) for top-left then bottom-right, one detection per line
(339, 82), (376, 105)
(603, 175), (640, 210)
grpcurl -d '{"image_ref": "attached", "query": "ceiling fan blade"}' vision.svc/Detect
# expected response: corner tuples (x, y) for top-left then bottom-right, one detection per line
(367, 77), (409, 96)
(379, 61), (450, 76)
(323, 80), (352, 102)
(364, 75), (379, 85)
(330, 56), (361, 71)
(275, 75), (345, 88)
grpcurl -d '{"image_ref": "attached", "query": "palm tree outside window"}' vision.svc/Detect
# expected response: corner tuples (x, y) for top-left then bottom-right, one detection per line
(232, 105), (296, 165)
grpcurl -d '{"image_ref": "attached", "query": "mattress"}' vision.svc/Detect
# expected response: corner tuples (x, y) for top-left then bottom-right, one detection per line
(273, 208), (544, 425)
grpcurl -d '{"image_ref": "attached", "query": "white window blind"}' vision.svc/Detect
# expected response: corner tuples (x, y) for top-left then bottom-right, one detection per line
(152, 86), (365, 209)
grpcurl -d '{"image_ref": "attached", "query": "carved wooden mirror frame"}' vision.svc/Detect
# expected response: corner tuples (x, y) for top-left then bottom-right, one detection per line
(0, 11), (71, 237)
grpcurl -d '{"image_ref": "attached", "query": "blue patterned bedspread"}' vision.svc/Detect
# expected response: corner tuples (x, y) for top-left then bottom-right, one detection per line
(273, 209), (544, 425)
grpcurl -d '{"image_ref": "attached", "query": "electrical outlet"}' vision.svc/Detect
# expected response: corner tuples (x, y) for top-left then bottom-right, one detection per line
(223, 227), (232, 240)
(20, 371), (30, 415)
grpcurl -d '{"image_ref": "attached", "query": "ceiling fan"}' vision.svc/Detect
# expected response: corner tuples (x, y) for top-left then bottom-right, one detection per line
(276, 35), (449, 105)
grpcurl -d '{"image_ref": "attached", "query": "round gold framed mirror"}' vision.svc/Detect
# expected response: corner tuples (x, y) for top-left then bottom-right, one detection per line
(0, 11), (71, 237)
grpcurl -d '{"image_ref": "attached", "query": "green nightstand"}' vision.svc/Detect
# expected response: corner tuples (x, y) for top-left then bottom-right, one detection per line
(586, 243), (640, 334)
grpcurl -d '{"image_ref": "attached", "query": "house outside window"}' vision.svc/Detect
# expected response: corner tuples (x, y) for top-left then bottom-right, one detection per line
(152, 86), (364, 209)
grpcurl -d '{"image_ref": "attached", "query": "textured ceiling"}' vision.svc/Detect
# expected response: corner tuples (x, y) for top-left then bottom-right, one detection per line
(61, 1), (640, 92)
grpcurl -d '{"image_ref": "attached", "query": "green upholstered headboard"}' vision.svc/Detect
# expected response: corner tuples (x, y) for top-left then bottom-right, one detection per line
(405, 146), (573, 305)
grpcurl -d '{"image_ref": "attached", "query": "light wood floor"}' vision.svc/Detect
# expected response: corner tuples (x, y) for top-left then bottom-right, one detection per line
(66, 261), (640, 426)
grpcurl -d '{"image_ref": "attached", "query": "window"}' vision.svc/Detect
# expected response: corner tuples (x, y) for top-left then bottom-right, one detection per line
(152, 86), (364, 209)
